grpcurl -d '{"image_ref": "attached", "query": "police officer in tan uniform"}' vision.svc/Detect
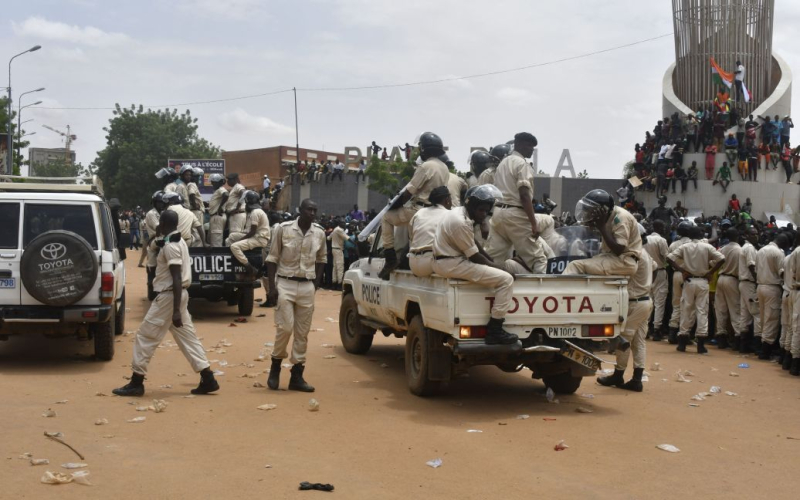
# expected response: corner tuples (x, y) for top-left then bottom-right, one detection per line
(408, 186), (452, 278)
(714, 228), (743, 349)
(176, 165), (193, 209)
(667, 221), (693, 344)
(139, 190), (164, 268)
(207, 173), (228, 247)
(478, 143), (511, 186)
(229, 191), (271, 275)
(667, 226), (725, 354)
(379, 132), (450, 279)
(469, 150), (493, 187)
(187, 167), (206, 225)
(156, 167), (180, 194)
(485, 133), (547, 272)
(788, 233), (800, 375)
(738, 226), (760, 352)
(265, 199), (327, 393)
(113, 210), (219, 396)
(756, 233), (789, 360)
(328, 221), (348, 289)
(224, 173), (247, 243)
(644, 220), (669, 340)
(163, 192), (208, 247)
(780, 244), (795, 368)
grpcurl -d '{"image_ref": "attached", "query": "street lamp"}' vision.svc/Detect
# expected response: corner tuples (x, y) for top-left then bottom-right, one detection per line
(6, 45), (42, 174)
(17, 88), (44, 161)
(21, 131), (36, 138)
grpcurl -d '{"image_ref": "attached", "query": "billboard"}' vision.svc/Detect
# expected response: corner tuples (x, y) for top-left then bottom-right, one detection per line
(167, 159), (225, 200)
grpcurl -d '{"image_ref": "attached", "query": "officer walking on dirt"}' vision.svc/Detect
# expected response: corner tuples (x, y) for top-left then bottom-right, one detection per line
(644, 220), (669, 340)
(328, 221), (348, 290)
(113, 210), (219, 396)
(265, 199), (327, 392)
(207, 173), (228, 247)
(228, 191), (271, 275)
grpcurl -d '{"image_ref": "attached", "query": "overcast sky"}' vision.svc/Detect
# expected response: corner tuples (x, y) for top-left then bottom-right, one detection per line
(5, 0), (800, 179)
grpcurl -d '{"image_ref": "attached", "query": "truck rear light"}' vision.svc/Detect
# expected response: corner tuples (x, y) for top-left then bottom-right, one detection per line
(587, 325), (614, 337)
(82, 311), (97, 318)
(100, 272), (115, 305)
(459, 326), (487, 339)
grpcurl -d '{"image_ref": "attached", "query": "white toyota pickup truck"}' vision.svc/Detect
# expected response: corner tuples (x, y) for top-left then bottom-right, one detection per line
(339, 231), (629, 396)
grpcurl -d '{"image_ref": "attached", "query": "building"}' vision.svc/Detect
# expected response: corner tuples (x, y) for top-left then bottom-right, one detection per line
(28, 147), (77, 176)
(222, 146), (345, 189)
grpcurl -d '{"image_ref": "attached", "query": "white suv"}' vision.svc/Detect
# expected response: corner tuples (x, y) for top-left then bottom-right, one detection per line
(0, 176), (126, 360)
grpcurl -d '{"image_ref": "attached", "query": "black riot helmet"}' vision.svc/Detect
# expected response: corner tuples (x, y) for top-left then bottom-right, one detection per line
(438, 153), (454, 169)
(575, 189), (615, 225)
(677, 220), (694, 237)
(469, 150), (492, 176)
(161, 191), (183, 206)
(209, 173), (226, 189)
(417, 132), (445, 159)
(489, 143), (512, 163)
(465, 184), (502, 209)
(244, 190), (261, 211)
(151, 190), (165, 211)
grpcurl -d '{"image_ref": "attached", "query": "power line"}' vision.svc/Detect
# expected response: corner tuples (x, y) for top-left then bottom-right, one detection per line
(29, 32), (673, 111)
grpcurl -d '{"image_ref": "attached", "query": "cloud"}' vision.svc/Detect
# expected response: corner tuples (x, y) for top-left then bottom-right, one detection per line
(178, 0), (269, 20)
(216, 108), (294, 135)
(12, 16), (130, 46)
(496, 87), (539, 105)
(50, 47), (90, 63)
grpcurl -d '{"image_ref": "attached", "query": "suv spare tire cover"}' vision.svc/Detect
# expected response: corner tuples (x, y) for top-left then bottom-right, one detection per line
(20, 230), (99, 307)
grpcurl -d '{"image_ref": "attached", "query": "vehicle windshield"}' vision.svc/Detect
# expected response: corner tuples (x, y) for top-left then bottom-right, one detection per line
(23, 204), (98, 249)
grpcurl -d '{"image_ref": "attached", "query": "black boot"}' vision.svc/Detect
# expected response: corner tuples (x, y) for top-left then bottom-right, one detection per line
(716, 335), (729, 349)
(782, 353), (793, 371)
(758, 340), (773, 360)
(191, 368), (220, 395)
(112, 373), (145, 397)
(267, 357), (282, 390)
(778, 348), (786, 366)
(652, 326), (664, 342)
(696, 337), (708, 354)
(677, 335), (688, 352)
(621, 367), (644, 392)
(668, 327), (679, 345)
(288, 364), (315, 392)
(378, 248), (398, 281)
(485, 318), (519, 345)
(790, 358), (800, 376)
(740, 328), (755, 353)
(731, 335), (741, 351)
(597, 369), (625, 388)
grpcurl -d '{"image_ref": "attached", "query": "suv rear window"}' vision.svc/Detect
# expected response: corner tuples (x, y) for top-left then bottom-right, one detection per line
(23, 204), (98, 249)
(0, 202), (20, 249)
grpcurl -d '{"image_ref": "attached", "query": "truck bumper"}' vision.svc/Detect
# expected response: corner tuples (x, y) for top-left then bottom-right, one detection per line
(0, 304), (113, 331)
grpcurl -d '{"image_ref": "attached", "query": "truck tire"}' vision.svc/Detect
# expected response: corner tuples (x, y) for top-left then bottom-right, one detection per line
(20, 230), (99, 307)
(405, 315), (444, 397)
(114, 291), (126, 336)
(339, 293), (375, 354)
(92, 307), (116, 361)
(237, 287), (254, 316)
(542, 371), (583, 395)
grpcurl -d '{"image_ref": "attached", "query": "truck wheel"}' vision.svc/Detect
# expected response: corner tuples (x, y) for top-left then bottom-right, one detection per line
(339, 293), (375, 354)
(405, 315), (443, 397)
(542, 372), (582, 395)
(237, 287), (254, 316)
(114, 291), (126, 336)
(92, 308), (116, 361)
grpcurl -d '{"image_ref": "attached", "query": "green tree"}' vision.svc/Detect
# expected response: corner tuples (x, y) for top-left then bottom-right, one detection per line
(364, 154), (416, 198)
(31, 157), (80, 177)
(0, 96), (32, 175)
(577, 169), (589, 179)
(93, 104), (220, 208)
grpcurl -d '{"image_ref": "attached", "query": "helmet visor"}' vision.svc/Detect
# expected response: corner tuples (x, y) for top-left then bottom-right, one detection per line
(574, 198), (604, 224)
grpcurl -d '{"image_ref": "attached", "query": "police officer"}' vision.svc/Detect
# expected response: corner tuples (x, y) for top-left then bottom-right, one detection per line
(598, 225), (653, 392)
(738, 225), (760, 352)
(379, 132), (450, 279)
(432, 185), (518, 345)
(644, 220), (669, 340)
(715, 227), (743, 349)
(563, 189), (640, 277)
(163, 192), (208, 247)
(668, 226), (725, 354)
(138, 191), (163, 268)
(224, 173), (247, 243)
(469, 150), (492, 186)
(408, 186), (452, 278)
(478, 143), (511, 186)
(535, 212), (568, 256)
(207, 173), (228, 247)
(156, 167), (180, 193)
(667, 221), (693, 344)
(187, 167), (206, 224)
(756, 233), (789, 360)
(327, 220), (347, 289)
(780, 236), (796, 368)
(229, 191), (270, 275)
(265, 199), (327, 392)
(176, 165), (193, 207)
(788, 232), (800, 375)
(112, 210), (219, 396)
(446, 167), (468, 208)
(486, 132), (547, 273)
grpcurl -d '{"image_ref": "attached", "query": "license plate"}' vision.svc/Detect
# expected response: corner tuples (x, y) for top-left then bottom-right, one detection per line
(560, 341), (602, 372)
(0, 278), (15, 288)
(199, 273), (224, 281)
(547, 326), (578, 338)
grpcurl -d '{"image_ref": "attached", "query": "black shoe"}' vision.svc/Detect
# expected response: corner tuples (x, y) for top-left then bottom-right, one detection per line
(378, 249), (398, 281)
(731, 335), (741, 351)
(652, 328), (663, 341)
(697, 337), (708, 354)
(782, 353), (793, 371)
(778, 349), (786, 366)
(677, 335), (688, 352)
(740, 330), (755, 353)
(484, 318), (519, 345)
(112, 373), (145, 397)
(646, 324), (653, 340)
(267, 357), (282, 390)
(758, 340), (773, 360)
(716, 335), (729, 349)
(621, 368), (644, 392)
(597, 369), (625, 388)
(668, 328), (679, 345)
(259, 299), (276, 308)
(191, 368), (220, 395)
(790, 359), (800, 376)
(288, 364), (315, 392)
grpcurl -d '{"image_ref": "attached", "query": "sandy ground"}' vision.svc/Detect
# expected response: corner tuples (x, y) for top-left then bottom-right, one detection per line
(2, 264), (800, 499)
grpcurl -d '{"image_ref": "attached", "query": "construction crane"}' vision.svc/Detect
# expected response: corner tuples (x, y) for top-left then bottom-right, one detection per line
(41, 124), (77, 164)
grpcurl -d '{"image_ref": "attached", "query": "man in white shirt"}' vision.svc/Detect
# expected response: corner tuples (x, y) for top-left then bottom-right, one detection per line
(262, 175), (271, 196)
(327, 221), (348, 289)
(734, 60), (745, 103)
(332, 159), (345, 182)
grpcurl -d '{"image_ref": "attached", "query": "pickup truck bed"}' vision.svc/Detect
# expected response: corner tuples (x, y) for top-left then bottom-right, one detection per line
(186, 247), (262, 316)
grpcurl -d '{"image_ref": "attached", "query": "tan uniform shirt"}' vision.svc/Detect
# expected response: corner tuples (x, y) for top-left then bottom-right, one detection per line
(209, 186), (227, 215)
(644, 233), (668, 269)
(783, 254), (794, 293)
(328, 226), (348, 249)
(246, 208), (271, 241)
(447, 173), (468, 207)
(477, 167), (495, 186)
(668, 240), (725, 277)
(433, 206), (478, 259)
(266, 220), (327, 280)
(405, 157), (450, 206)
(494, 151), (533, 206)
(755, 242), (784, 285)
(790, 246), (800, 288)
(600, 206), (642, 258)
(164, 182), (179, 194)
(167, 204), (201, 243)
(175, 182), (189, 208)
(629, 249), (654, 299)
(223, 183), (246, 214)
(144, 209), (159, 239)
(718, 241), (741, 276)
(668, 236), (691, 253)
(152, 232), (192, 292)
(739, 241), (757, 281)
(187, 182), (204, 212)
(409, 205), (450, 253)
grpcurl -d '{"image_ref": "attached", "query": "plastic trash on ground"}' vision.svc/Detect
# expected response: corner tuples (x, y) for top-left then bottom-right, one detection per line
(650, 362), (663, 371)
(675, 370), (692, 383)
(656, 444), (680, 453)
(41, 470), (92, 486)
(30, 458), (50, 466)
(545, 387), (559, 404)
(61, 463), (88, 469)
(253, 381), (265, 388)
(127, 416), (146, 423)
(95, 418), (108, 426)
(257, 404), (277, 411)
(150, 399), (167, 413)
(516, 414), (530, 420)
(554, 440), (569, 451)
(576, 407), (594, 413)
(426, 458), (443, 468)
(725, 391), (738, 396)
(467, 429), (483, 433)
(44, 432), (62, 438)
(710, 386), (721, 394)
(738, 363), (750, 369)
(42, 409), (57, 418)
(729, 372), (739, 377)
(308, 399), (320, 412)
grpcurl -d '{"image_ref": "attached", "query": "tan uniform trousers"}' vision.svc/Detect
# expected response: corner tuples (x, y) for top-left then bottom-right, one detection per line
(715, 275), (743, 336)
(230, 236), (268, 266)
(225, 231), (246, 247)
(790, 291), (800, 357)
(679, 278), (709, 337)
(651, 269), (669, 329)
(432, 257), (513, 320)
(616, 299), (652, 370)
(486, 207), (547, 273)
(332, 247), (345, 284)
(382, 205), (417, 249)
(228, 212), (247, 235)
(781, 291), (793, 351)
(190, 230), (203, 248)
(209, 214), (226, 247)
(271, 278), (316, 365)
(758, 284), (782, 344)
(409, 252), (434, 278)
(563, 253), (637, 277)
(739, 281), (760, 335)
(668, 272), (684, 329)
(191, 209), (204, 226)
(132, 289), (210, 376)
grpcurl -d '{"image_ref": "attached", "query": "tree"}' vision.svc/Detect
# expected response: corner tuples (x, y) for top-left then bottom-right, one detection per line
(93, 104), (220, 208)
(31, 157), (80, 177)
(577, 169), (589, 179)
(0, 96), (32, 175)
(364, 154), (416, 198)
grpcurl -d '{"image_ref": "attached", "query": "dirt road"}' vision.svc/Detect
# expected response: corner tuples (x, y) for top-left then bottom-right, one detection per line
(1, 264), (799, 498)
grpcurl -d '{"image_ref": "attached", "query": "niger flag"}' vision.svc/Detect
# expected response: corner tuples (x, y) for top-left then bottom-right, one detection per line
(710, 57), (733, 88)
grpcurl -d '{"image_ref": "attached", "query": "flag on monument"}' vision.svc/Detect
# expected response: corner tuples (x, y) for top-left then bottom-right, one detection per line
(710, 57), (750, 103)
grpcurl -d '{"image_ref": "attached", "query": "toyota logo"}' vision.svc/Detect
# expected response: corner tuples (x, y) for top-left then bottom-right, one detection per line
(41, 243), (67, 261)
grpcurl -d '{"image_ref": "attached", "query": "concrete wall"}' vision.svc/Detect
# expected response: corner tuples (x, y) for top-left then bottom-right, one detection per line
(289, 175), (390, 215)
